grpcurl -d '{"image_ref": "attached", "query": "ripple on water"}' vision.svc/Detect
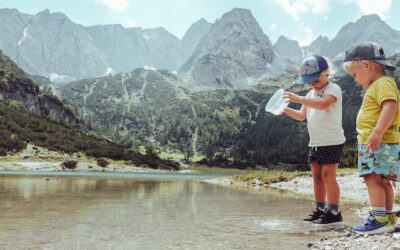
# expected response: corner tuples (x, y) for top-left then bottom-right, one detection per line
(256, 218), (300, 231)
(255, 218), (350, 237)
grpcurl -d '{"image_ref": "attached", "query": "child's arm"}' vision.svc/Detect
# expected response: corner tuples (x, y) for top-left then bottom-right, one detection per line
(282, 105), (307, 121)
(367, 100), (397, 152)
(284, 92), (336, 110)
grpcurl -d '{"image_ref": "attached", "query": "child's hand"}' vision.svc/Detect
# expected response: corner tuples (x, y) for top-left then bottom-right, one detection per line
(283, 91), (302, 103)
(366, 131), (384, 152)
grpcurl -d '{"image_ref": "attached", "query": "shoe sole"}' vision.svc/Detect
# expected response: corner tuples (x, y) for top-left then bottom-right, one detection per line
(352, 225), (395, 235)
(313, 221), (344, 226)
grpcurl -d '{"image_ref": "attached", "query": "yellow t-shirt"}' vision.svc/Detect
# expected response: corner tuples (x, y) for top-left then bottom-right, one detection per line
(356, 76), (400, 144)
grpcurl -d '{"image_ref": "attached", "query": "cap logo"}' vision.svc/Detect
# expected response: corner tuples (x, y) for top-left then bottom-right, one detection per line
(300, 59), (319, 76)
(378, 48), (384, 57)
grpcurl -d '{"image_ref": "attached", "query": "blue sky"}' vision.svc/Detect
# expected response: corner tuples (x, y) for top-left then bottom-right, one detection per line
(1, 0), (399, 46)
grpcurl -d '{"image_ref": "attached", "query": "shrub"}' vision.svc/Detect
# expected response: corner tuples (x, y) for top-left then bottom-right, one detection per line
(0, 147), (7, 156)
(341, 146), (358, 168)
(62, 160), (78, 169)
(97, 158), (109, 168)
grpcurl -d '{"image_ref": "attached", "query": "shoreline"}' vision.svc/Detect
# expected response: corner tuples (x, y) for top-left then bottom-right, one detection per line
(205, 173), (400, 249)
(205, 172), (400, 204)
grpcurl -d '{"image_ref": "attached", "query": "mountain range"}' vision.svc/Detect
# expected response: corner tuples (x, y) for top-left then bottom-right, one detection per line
(0, 7), (400, 167)
(0, 8), (399, 88)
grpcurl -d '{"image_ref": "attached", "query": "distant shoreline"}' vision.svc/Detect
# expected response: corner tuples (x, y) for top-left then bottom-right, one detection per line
(0, 169), (225, 181)
(0, 160), (176, 173)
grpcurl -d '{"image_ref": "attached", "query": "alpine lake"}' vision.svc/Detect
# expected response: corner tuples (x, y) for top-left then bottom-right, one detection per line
(0, 171), (362, 249)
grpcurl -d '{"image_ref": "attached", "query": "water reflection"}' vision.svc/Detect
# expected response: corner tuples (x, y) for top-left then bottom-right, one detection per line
(0, 175), (361, 249)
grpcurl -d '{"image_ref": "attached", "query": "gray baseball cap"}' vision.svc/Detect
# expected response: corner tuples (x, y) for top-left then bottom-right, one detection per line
(344, 41), (395, 70)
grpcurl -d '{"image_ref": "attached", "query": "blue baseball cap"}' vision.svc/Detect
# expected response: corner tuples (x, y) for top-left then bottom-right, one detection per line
(344, 41), (395, 70)
(297, 55), (329, 84)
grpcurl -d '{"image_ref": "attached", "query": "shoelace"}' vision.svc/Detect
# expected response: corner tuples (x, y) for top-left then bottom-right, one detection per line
(309, 209), (320, 216)
(319, 210), (331, 220)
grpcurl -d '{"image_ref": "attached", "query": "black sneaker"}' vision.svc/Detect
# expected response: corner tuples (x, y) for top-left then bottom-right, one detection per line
(303, 208), (324, 221)
(313, 209), (343, 224)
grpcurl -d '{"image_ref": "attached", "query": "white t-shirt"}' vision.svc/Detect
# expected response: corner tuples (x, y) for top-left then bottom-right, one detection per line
(306, 82), (346, 147)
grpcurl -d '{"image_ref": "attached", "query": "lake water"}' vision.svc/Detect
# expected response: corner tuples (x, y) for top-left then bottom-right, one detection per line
(0, 171), (361, 249)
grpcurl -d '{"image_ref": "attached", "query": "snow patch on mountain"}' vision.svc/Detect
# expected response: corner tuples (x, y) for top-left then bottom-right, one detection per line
(49, 73), (76, 83)
(17, 27), (29, 46)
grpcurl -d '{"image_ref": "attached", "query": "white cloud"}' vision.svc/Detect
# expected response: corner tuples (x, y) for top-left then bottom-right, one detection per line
(94, 0), (129, 12)
(299, 26), (314, 46)
(144, 65), (156, 71)
(269, 23), (277, 32)
(344, 0), (392, 19)
(274, 0), (330, 20)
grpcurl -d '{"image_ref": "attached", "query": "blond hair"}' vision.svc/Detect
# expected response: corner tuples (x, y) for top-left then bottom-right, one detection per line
(343, 60), (385, 72)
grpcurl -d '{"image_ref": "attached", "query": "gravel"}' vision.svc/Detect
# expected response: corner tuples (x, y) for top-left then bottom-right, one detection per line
(269, 173), (371, 203)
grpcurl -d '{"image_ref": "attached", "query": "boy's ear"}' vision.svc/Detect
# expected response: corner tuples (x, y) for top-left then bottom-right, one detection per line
(361, 61), (371, 70)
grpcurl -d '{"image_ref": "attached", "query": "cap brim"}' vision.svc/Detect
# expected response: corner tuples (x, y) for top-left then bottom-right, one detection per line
(374, 59), (396, 71)
(296, 73), (320, 85)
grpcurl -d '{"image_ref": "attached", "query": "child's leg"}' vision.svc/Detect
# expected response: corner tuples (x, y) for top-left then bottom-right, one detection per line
(382, 178), (394, 212)
(364, 174), (387, 216)
(321, 163), (340, 209)
(310, 161), (325, 206)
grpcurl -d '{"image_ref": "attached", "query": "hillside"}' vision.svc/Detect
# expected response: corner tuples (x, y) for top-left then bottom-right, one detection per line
(50, 52), (396, 169)
(0, 49), (78, 127)
(59, 68), (268, 161)
(0, 50), (180, 170)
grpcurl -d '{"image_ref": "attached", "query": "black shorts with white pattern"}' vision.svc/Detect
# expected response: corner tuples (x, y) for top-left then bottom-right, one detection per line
(308, 144), (344, 165)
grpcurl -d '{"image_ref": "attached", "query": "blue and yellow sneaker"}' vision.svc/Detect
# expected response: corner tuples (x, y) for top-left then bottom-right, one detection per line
(352, 213), (395, 235)
(388, 213), (399, 229)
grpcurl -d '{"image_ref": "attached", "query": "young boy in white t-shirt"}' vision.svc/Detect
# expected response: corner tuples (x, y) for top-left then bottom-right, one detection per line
(283, 55), (346, 224)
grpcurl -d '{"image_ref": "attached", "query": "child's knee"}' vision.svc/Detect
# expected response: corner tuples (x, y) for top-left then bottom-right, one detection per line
(364, 174), (387, 186)
(313, 173), (323, 183)
(382, 178), (393, 187)
(321, 168), (336, 181)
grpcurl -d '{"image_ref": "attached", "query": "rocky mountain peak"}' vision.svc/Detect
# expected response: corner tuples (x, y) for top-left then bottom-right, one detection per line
(35, 9), (69, 21)
(357, 14), (382, 23)
(36, 9), (50, 16)
(0, 8), (21, 15)
(33, 9), (70, 28)
(214, 8), (269, 40)
(327, 14), (400, 58)
(273, 35), (302, 62)
(303, 35), (330, 57)
(221, 8), (253, 21)
(180, 8), (275, 88)
(179, 18), (212, 66)
(193, 18), (209, 26)
(181, 18), (211, 40)
(143, 27), (177, 40)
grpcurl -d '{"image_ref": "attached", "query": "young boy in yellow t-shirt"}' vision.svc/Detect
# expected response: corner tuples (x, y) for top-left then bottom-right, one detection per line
(344, 41), (400, 235)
